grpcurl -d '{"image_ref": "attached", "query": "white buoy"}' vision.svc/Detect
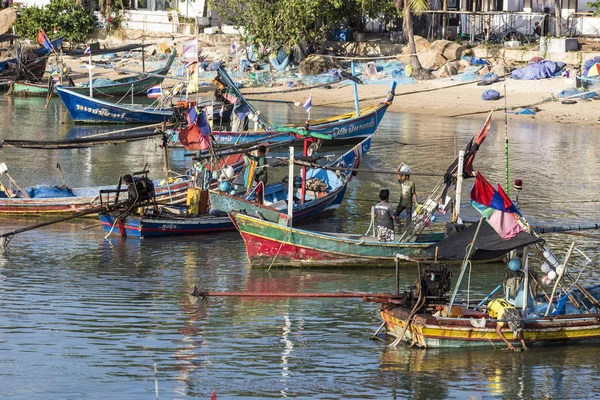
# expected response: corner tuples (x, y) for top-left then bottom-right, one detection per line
(541, 262), (551, 273)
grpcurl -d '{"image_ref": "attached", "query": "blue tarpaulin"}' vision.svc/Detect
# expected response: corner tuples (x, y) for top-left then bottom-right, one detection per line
(510, 60), (565, 80)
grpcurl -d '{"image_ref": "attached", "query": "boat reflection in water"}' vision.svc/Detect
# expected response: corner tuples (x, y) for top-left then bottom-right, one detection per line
(379, 344), (600, 399)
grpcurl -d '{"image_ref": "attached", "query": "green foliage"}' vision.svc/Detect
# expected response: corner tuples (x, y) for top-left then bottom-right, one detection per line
(208, 0), (399, 56)
(15, 0), (96, 44)
(587, 1), (600, 15)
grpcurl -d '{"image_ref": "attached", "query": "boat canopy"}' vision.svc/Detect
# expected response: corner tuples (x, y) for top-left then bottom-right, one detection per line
(425, 222), (542, 261)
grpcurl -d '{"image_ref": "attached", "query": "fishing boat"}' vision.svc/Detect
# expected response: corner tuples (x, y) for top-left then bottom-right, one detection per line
(0, 37), (63, 83)
(210, 135), (372, 222)
(99, 137), (370, 238)
(0, 173), (191, 216)
(208, 67), (396, 145)
(212, 93), (392, 145)
(230, 115), (495, 267)
(12, 47), (177, 97)
(377, 224), (600, 348)
(56, 84), (233, 124)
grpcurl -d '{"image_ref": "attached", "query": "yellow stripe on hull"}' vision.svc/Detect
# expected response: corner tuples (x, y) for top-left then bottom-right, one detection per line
(382, 310), (600, 348)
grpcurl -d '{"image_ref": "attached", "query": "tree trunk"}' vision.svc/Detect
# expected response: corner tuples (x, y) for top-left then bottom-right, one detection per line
(554, 0), (561, 37)
(403, 0), (423, 73)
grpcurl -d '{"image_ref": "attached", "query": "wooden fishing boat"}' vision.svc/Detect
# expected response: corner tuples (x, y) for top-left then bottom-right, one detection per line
(230, 114), (498, 268)
(231, 212), (444, 267)
(380, 296), (600, 348)
(56, 84), (173, 123)
(377, 241), (600, 348)
(56, 84), (233, 124)
(211, 83), (396, 145)
(12, 48), (176, 97)
(210, 135), (372, 222)
(0, 175), (191, 216)
(100, 137), (370, 238)
(0, 37), (63, 83)
(376, 168), (600, 349)
(99, 211), (233, 238)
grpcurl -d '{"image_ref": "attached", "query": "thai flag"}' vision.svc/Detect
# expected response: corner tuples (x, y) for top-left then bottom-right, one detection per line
(84, 46), (91, 55)
(303, 96), (312, 113)
(36, 30), (54, 52)
(147, 85), (162, 98)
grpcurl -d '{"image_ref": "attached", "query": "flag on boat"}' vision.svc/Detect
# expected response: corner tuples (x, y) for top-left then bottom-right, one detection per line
(147, 85), (162, 98)
(197, 109), (212, 137)
(470, 172), (526, 240)
(84, 46), (91, 55)
(36, 30), (54, 52)
(223, 89), (238, 104)
(233, 101), (250, 120)
(179, 107), (211, 151)
(463, 112), (492, 177)
(303, 96), (312, 113)
(182, 36), (198, 62)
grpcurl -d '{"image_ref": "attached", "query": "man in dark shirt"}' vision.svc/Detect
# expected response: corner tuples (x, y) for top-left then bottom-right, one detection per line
(245, 145), (267, 204)
(374, 189), (395, 242)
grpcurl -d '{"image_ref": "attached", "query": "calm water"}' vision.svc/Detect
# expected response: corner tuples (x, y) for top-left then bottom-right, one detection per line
(1, 95), (600, 399)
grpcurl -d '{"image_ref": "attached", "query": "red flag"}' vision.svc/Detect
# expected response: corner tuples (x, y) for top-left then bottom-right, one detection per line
(36, 30), (54, 52)
(178, 124), (211, 150)
(470, 172), (495, 206)
(463, 112), (491, 177)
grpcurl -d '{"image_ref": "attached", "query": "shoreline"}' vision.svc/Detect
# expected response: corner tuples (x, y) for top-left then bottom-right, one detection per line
(59, 51), (600, 128)
(242, 77), (600, 127)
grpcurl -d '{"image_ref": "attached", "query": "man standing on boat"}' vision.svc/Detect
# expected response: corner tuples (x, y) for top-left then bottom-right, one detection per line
(394, 163), (417, 230)
(245, 145), (268, 204)
(375, 189), (396, 242)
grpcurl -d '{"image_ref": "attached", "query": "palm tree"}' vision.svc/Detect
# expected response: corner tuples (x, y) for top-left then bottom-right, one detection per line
(394, 0), (429, 79)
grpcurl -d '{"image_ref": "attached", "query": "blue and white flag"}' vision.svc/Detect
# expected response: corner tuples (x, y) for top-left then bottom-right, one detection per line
(303, 96), (312, 113)
(84, 46), (91, 55)
(147, 84), (162, 98)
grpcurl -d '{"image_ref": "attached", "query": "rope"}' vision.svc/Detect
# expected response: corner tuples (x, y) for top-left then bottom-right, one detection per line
(241, 80), (346, 96)
(267, 229), (291, 272)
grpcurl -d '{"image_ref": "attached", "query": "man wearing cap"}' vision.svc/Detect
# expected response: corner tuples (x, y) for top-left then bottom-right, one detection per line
(394, 163), (417, 229)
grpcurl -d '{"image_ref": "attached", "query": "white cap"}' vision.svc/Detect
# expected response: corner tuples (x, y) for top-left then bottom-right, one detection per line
(399, 163), (411, 175)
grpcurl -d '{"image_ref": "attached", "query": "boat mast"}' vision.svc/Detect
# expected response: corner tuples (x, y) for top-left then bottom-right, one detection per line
(451, 150), (465, 222)
(288, 146), (294, 226)
(351, 60), (360, 117)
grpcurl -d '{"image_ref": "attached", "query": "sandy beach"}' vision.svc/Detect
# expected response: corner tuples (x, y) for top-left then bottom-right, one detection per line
(59, 50), (599, 128)
(242, 76), (600, 127)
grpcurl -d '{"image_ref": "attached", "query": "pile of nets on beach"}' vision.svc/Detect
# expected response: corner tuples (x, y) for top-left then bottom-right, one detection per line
(510, 59), (566, 80)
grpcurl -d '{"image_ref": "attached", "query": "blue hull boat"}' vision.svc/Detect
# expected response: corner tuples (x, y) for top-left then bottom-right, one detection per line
(211, 83), (395, 145)
(56, 85), (172, 123)
(99, 213), (234, 238)
(56, 85), (233, 124)
(100, 136), (371, 238)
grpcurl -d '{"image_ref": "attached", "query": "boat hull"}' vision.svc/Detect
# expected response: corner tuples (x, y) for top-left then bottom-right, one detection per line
(56, 85), (173, 123)
(0, 178), (190, 216)
(13, 49), (176, 97)
(99, 213), (234, 238)
(232, 212), (436, 268)
(213, 100), (391, 145)
(381, 305), (600, 348)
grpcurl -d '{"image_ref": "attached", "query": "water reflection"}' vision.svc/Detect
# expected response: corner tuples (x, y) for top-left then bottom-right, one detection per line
(1, 94), (600, 398)
(379, 344), (600, 399)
